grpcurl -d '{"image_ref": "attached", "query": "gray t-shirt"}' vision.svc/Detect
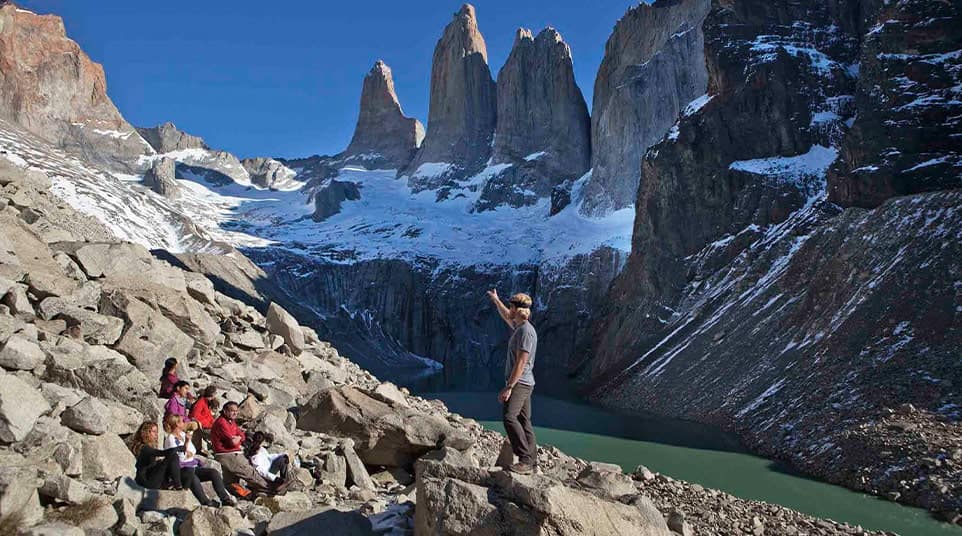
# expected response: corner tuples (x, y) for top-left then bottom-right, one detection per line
(505, 321), (537, 387)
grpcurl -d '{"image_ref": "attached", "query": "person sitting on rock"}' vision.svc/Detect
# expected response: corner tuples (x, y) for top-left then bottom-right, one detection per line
(163, 413), (236, 507)
(211, 401), (273, 493)
(245, 431), (290, 488)
(158, 357), (180, 398)
(129, 421), (186, 491)
(164, 381), (199, 432)
(188, 385), (218, 453)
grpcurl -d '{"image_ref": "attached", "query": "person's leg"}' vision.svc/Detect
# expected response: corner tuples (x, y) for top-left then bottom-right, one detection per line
(269, 454), (289, 482)
(195, 466), (232, 503)
(502, 387), (529, 460)
(140, 458), (173, 489)
(181, 466), (211, 504)
(215, 451), (270, 488)
(163, 452), (183, 489)
(516, 386), (537, 466)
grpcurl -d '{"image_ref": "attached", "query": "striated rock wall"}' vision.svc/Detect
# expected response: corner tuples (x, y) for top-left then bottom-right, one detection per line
(581, 0), (709, 215)
(827, 0), (962, 208)
(402, 4), (497, 189)
(0, 4), (152, 172)
(243, 246), (625, 393)
(584, 0), (962, 515)
(343, 61), (424, 170)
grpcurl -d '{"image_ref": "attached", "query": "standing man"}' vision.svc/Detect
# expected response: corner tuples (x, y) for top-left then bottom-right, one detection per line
(487, 289), (538, 474)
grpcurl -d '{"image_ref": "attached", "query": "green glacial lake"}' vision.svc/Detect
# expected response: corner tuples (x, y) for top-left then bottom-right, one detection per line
(429, 392), (962, 536)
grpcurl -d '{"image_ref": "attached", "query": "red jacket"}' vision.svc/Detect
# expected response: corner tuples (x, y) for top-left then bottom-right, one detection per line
(188, 397), (214, 430)
(211, 415), (246, 454)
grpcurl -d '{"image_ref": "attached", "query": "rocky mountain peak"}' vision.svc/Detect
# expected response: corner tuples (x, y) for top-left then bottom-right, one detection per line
(581, 0), (710, 215)
(479, 25), (590, 211)
(343, 60), (424, 170)
(136, 121), (208, 154)
(400, 2), (497, 189)
(515, 27), (534, 45)
(0, 3), (152, 172)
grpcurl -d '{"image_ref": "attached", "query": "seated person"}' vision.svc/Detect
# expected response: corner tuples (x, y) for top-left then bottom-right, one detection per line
(163, 414), (235, 507)
(245, 431), (290, 485)
(128, 421), (186, 491)
(188, 385), (218, 453)
(158, 357), (180, 398)
(164, 381), (199, 432)
(210, 402), (273, 493)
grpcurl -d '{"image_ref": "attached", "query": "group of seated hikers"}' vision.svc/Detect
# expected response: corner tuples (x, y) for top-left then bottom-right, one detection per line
(127, 357), (292, 503)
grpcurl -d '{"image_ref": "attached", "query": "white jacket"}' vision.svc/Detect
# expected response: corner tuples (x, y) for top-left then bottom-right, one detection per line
(164, 431), (197, 465)
(249, 447), (285, 481)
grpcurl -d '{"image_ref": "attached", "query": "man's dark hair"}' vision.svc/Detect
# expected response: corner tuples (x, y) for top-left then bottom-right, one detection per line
(222, 401), (239, 413)
(173, 380), (189, 391)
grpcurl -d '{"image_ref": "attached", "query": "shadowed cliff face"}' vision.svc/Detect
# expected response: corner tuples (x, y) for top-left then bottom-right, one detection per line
(244, 246), (625, 394)
(343, 61), (424, 171)
(827, 0), (962, 208)
(402, 4), (497, 188)
(0, 4), (152, 172)
(581, 0), (710, 216)
(584, 0), (962, 514)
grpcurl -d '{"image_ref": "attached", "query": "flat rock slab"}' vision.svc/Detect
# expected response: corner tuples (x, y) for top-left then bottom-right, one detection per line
(266, 507), (374, 536)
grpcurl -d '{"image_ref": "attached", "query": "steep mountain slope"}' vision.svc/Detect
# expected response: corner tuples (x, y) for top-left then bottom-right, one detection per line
(0, 2), (152, 172)
(582, 0), (710, 215)
(586, 0), (962, 515)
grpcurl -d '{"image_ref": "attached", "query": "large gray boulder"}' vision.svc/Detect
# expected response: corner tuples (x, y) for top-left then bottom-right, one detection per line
(179, 506), (251, 536)
(265, 302), (305, 355)
(81, 433), (135, 481)
(143, 157), (179, 198)
(0, 374), (50, 443)
(43, 341), (156, 417)
(343, 61), (424, 170)
(100, 290), (193, 373)
(297, 386), (472, 468)
(0, 333), (45, 370)
(265, 507), (374, 536)
(415, 450), (671, 536)
(402, 3), (496, 186)
(52, 306), (124, 345)
(0, 465), (43, 527)
(61, 396), (111, 435)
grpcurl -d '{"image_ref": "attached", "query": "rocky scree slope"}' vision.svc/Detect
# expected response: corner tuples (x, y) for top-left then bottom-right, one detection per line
(0, 155), (894, 536)
(586, 0), (962, 520)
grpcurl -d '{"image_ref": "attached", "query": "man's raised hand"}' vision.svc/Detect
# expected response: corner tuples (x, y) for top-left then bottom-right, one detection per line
(486, 289), (499, 302)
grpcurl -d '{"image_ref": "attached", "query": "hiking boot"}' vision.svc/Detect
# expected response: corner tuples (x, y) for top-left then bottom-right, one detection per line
(509, 463), (534, 475)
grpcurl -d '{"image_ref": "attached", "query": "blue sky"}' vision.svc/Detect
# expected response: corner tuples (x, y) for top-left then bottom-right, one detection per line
(19, 1), (638, 159)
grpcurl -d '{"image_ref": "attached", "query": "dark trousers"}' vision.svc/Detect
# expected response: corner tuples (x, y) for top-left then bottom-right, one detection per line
(502, 384), (537, 466)
(183, 465), (230, 503)
(137, 452), (182, 489)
